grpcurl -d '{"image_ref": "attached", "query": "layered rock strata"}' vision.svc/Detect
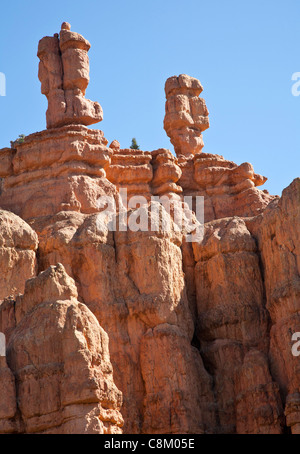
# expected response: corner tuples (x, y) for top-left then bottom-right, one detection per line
(0, 125), (117, 220)
(106, 148), (153, 202)
(0, 209), (38, 300)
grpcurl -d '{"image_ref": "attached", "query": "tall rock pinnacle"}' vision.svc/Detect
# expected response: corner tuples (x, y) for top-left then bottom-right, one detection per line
(164, 74), (209, 157)
(37, 22), (103, 129)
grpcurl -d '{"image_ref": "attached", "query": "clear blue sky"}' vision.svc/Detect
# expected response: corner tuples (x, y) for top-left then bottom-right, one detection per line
(0, 0), (299, 196)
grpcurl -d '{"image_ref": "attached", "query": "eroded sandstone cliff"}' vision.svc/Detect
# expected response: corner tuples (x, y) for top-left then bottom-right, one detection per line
(0, 23), (299, 434)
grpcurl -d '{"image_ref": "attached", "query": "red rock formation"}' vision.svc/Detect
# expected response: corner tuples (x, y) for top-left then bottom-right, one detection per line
(106, 148), (153, 201)
(0, 264), (123, 434)
(38, 23), (102, 129)
(0, 25), (299, 435)
(151, 148), (182, 200)
(0, 356), (17, 433)
(248, 178), (300, 433)
(164, 74), (209, 157)
(0, 125), (116, 220)
(234, 350), (283, 434)
(176, 148), (275, 223)
(0, 209), (37, 300)
(193, 217), (283, 433)
(24, 207), (215, 433)
(163, 75), (276, 223)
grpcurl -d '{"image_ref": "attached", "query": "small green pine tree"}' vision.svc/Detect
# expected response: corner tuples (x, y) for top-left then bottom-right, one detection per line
(10, 134), (26, 148)
(17, 134), (26, 143)
(130, 138), (140, 150)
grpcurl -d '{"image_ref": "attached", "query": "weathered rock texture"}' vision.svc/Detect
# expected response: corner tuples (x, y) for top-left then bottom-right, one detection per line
(0, 264), (123, 433)
(38, 22), (102, 129)
(176, 152), (275, 222)
(193, 217), (283, 433)
(164, 74), (209, 157)
(248, 178), (300, 433)
(0, 210), (38, 300)
(0, 26), (299, 435)
(0, 125), (116, 220)
(106, 147), (153, 201)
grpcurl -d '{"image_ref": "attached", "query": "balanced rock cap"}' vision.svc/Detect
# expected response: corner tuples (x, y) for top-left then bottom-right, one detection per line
(61, 22), (71, 30)
(165, 74), (203, 97)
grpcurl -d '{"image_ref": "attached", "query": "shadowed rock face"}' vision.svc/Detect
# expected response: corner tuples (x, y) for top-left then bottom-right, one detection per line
(0, 210), (38, 300)
(0, 264), (123, 434)
(0, 25), (299, 434)
(164, 74), (209, 157)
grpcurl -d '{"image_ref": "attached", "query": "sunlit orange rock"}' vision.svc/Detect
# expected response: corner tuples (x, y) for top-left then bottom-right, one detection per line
(106, 148), (153, 201)
(249, 178), (300, 434)
(151, 148), (182, 199)
(164, 74), (209, 157)
(0, 25), (298, 435)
